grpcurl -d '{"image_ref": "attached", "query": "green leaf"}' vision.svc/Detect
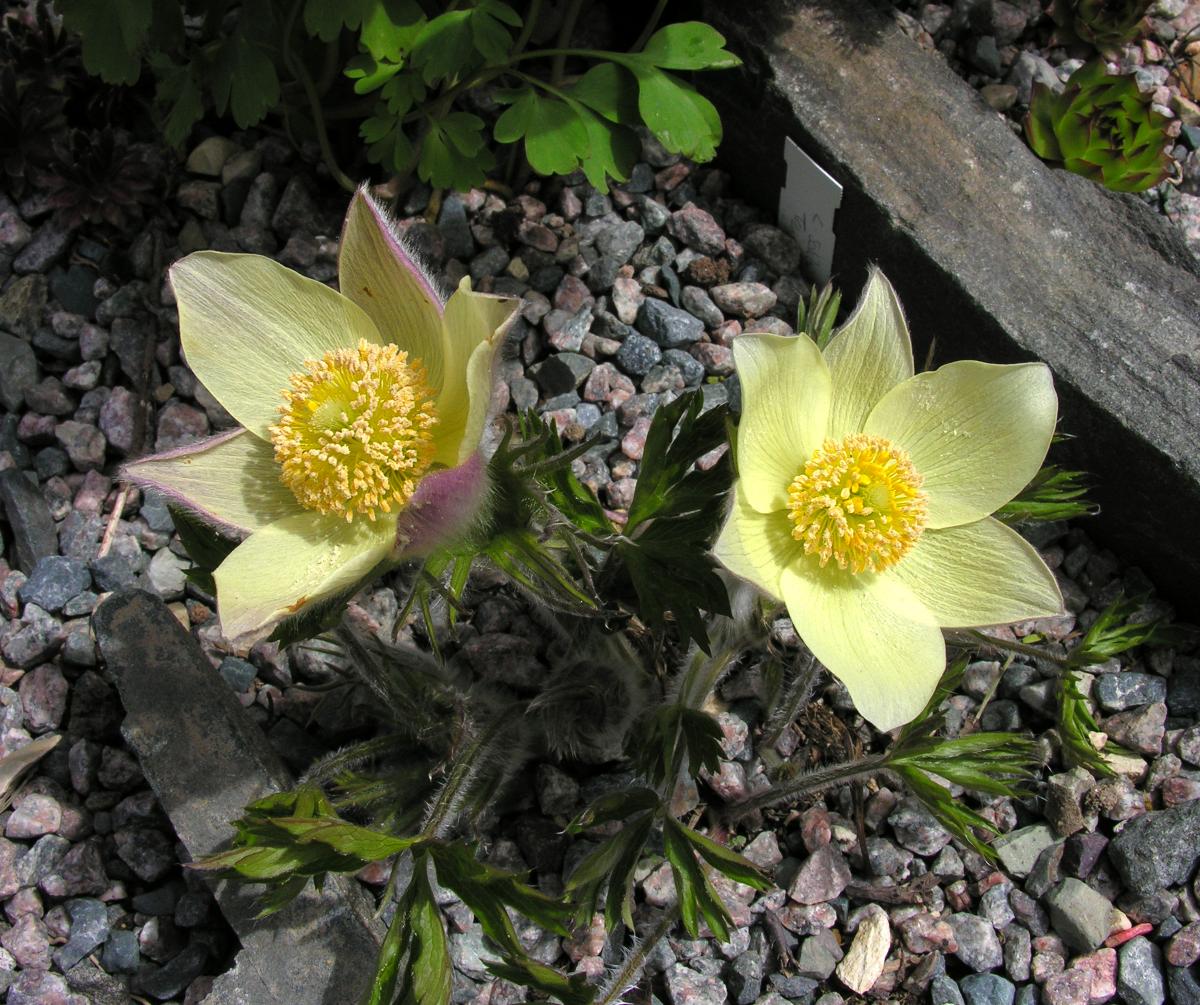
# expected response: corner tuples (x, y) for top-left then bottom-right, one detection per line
(367, 877), (415, 1005)
(364, 111), (417, 174)
(662, 817), (730, 941)
(471, 0), (521, 63)
(226, 35), (281, 129)
(631, 70), (723, 161)
(566, 62), (640, 125)
(994, 465), (1097, 525)
(563, 812), (653, 931)
(485, 958), (595, 1005)
(891, 763), (1001, 859)
(638, 22), (741, 71)
(567, 787), (661, 833)
(419, 113), (496, 190)
(345, 54), (405, 94)
(152, 58), (205, 149)
(305, 0), (377, 41)
(268, 817), (421, 861)
(361, 0), (427, 62)
(59, 0), (152, 85)
(1057, 672), (1116, 777)
(405, 861), (452, 1005)
(429, 842), (571, 960)
(676, 823), (770, 891)
(574, 107), (639, 192)
(494, 87), (590, 177)
(167, 505), (237, 577)
(609, 390), (732, 650)
(1069, 594), (1164, 667)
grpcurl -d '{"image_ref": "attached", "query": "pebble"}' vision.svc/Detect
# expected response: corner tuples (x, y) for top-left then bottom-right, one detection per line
(667, 204), (726, 255)
(946, 913), (1005, 972)
(1118, 936), (1165, 1005)
(1095, 672), (1168, 711)
(961, 973), (1016, 1005)
(17, 556), (90, 614)
(1107, 799), (1200, 896)
(636, 297), (705, 348)
(788, 845), (850, 905)
(1044, 879), (1115, 953)
(1169, 922), (1200, 968)
(835, 905), (889, 994)
(709, 282), (777, 319)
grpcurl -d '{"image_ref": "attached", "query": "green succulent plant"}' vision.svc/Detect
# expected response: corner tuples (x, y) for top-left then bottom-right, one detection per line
(1051, 0), (1152, 50)
(1024, 59), (1174, 193)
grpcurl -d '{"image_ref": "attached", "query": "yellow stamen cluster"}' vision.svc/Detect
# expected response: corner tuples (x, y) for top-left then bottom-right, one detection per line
(270, 339), (437, 522)
(787, 433), (927, 574)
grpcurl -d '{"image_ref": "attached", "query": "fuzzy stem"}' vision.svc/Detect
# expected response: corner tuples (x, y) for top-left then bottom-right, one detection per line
(759, 651), (820, 750)
(595, 905), (681, 1005)
(945, 629), (1069, 668)
(725, 754), (888, 822)
(420, 711), (513, 839)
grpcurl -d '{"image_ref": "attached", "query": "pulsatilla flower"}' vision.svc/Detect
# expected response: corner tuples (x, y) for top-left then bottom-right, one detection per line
(715, 270), (1063, 730)
(126, 188), (519, 645)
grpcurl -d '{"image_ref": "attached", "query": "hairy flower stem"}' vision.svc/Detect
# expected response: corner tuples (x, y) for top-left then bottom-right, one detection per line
(420, 711), (514, 839)
(945, 629), (1069, 668)
(725, 754), (888, 822)
(760, 651), (820, 751)
(596, 905), (681, 1005)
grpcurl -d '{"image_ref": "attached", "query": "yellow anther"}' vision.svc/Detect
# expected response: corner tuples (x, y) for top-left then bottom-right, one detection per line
(787, 434), (927, 574)
(269, 339), (437, 522)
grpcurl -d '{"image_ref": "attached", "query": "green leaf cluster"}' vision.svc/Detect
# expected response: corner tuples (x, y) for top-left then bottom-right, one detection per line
(59, 0), (739, 191)
(994, 465), (1097, 525)
(796, 280), (842, 350)
(1025, 59), (1174, 193)
(1051, 0), (1152, 50)
(1067, 594), (1164, 667)
(610, 390), (733, 652)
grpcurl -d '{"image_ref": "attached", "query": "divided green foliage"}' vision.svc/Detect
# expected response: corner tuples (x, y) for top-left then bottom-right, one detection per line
(565, 809), (656, 931)
(1068, 594), (1164, 667)
(637, 704), (724, 789)
(611, 390), (733, 652)
(1057, 672), (1116, 777)
(192, 788), (420, 914)
(367, 856), (451, 1005)
(885, 658), (1040, 858)
(428, 841), (573, 959)
(661, 817), (767, 940)
(995, 465), (1097, 525)
(167, 504), (237, 595)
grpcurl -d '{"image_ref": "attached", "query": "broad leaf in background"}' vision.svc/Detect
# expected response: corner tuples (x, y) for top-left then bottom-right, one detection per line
(207, 31), (280, 130)
(418, 112), (496, 190)
(58, 0), (152, 84)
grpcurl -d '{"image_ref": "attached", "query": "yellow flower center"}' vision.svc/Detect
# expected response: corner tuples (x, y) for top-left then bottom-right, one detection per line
(269, 339), (438, 522)
(787, 433), (928, 574)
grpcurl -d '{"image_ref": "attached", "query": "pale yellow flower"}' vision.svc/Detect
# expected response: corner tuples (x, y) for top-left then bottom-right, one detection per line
(715, 269), (1063, 730)
(126, 188), (518, 645)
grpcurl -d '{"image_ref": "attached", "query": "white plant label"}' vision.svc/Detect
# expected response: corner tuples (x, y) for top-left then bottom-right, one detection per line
(778, 137), (843, 283)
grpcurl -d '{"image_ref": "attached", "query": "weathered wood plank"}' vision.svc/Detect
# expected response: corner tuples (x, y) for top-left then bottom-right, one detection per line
(92, 590), (384, 1005)
(703, 0), (1200, 608)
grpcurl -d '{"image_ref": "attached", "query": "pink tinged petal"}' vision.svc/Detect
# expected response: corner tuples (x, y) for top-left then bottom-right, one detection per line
(170, 251), (383, 440)
(781, 559), (944, 731)
(214, 511), (395, 647)
(822, 267), (914, 438)
(393, 452), (490, 560)
(886, 517), (1064, 627)
(123, 428), (303, 537)
(733, 333), (833, 514)
(713, 483), (804, 599)
(432, 279), (520, 467)
(339, 187), (448, 389)
(863, 360), (1057, 529)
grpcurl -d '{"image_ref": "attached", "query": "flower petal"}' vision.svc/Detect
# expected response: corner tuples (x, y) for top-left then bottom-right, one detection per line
(781, 559), (944, 731)
(713, 484), (803, 598)
(733, 333), (832, 513)
(887, 517), (1064, 627)
(171, 252), (383, 439)
(432, 278), (519, 466)
(864, 360), (1057, 528)
(822, 267), (913, 438)
(214, 511), (395, 646)
(339, 188), (448, 389)
(123, 429), (303, 536)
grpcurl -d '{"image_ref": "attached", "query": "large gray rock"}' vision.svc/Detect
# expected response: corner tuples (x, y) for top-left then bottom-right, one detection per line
(1107, 800), (1200, 896)
(0, 469), (58, 573)
(92, 591), (384, 1005)
(701, 0), (1200, 611)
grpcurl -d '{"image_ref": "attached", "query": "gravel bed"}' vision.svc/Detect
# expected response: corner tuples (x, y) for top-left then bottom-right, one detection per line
(1, 123), (1199, 1005)
(885, 0), (1200, 259)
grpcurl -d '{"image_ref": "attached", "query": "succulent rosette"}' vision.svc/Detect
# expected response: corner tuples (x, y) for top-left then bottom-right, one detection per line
(1051, 0), (1152, 49)
(126, 188), (519, 645)
(1025, 59), (1173, 194)
(715, 270), (1064, 731)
